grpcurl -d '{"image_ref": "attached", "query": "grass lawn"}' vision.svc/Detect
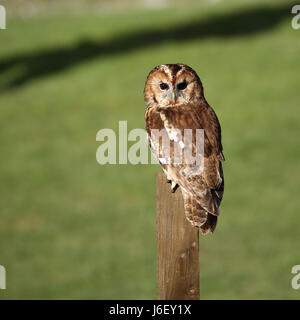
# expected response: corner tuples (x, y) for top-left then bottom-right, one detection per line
(0, 0), (300, 299)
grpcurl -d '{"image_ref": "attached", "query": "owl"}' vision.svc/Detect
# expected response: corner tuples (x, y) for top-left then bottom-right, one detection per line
(144, 64), (224, 235)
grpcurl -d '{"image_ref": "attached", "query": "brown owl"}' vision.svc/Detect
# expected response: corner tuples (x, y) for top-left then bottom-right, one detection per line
(144, 64), (224, 235)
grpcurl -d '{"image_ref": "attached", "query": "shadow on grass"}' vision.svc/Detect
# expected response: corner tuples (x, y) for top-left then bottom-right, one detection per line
(0, 2), (292, 91)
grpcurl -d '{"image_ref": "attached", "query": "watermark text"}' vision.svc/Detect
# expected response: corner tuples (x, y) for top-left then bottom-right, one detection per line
(96, 121), (205, 175)
(0, 265), (6, 290)
(291, 265), (300, 290)
(0, 5), (6, 29)
(291, 5), (300, 30)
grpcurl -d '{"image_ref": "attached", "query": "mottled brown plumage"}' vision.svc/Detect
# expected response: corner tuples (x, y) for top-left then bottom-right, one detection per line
(144, 64), (224, 234)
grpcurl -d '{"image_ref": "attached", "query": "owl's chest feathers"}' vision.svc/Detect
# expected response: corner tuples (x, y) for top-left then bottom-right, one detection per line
(159, 112), (180, 144)
(146, 105), (201, 146)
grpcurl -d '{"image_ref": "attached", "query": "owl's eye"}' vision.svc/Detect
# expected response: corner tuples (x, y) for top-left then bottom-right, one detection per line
(177, 81), (187, 90)
(160, 83), (169, 90)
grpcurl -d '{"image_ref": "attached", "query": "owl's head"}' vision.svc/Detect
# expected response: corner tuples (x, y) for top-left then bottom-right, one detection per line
(144, 63), (204, 108)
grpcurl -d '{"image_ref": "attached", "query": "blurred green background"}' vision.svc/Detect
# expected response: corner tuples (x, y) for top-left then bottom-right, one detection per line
(0, 0), (299, 299)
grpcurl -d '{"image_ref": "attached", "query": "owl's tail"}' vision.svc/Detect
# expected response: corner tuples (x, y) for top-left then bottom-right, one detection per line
(199, 213), (217, 235)
(182, 191), (218, 235)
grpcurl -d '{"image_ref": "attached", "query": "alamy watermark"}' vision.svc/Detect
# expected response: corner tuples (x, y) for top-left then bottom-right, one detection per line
(0, 5), (6, 29)
(0, 265), (6, 290)
(291, 5), (300, 30)
(291, 265), (300, 290)
(96, 121), (205, 175)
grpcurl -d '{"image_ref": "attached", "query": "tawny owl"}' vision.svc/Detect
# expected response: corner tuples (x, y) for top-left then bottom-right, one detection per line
(144, 64), (224, 235)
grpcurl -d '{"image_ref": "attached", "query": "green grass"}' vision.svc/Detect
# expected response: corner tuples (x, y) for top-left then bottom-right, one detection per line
(0, 0), (300, 299)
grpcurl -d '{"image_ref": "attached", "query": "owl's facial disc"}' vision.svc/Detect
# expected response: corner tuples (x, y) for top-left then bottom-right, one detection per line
(154, 76), (197, 107)
(144, 64), (203, 108)
(157, 79), (192, 107)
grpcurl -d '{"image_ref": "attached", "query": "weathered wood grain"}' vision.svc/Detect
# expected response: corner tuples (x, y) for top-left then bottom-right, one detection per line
(156, 172), (200, 300)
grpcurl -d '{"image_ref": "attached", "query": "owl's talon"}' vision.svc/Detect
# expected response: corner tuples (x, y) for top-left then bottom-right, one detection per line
(171, 181), (178, 193)
(167, 179), (178, 192)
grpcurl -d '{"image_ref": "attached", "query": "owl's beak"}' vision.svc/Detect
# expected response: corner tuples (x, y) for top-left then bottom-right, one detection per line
(168, 91), (177, 104)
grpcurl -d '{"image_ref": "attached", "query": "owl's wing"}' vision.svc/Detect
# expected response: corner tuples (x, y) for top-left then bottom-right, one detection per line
(191, 102), (225, 202)
(198, 103), (225, 162)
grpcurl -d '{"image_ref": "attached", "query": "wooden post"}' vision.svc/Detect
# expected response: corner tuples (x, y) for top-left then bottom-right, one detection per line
(156, 172), (200, 300)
